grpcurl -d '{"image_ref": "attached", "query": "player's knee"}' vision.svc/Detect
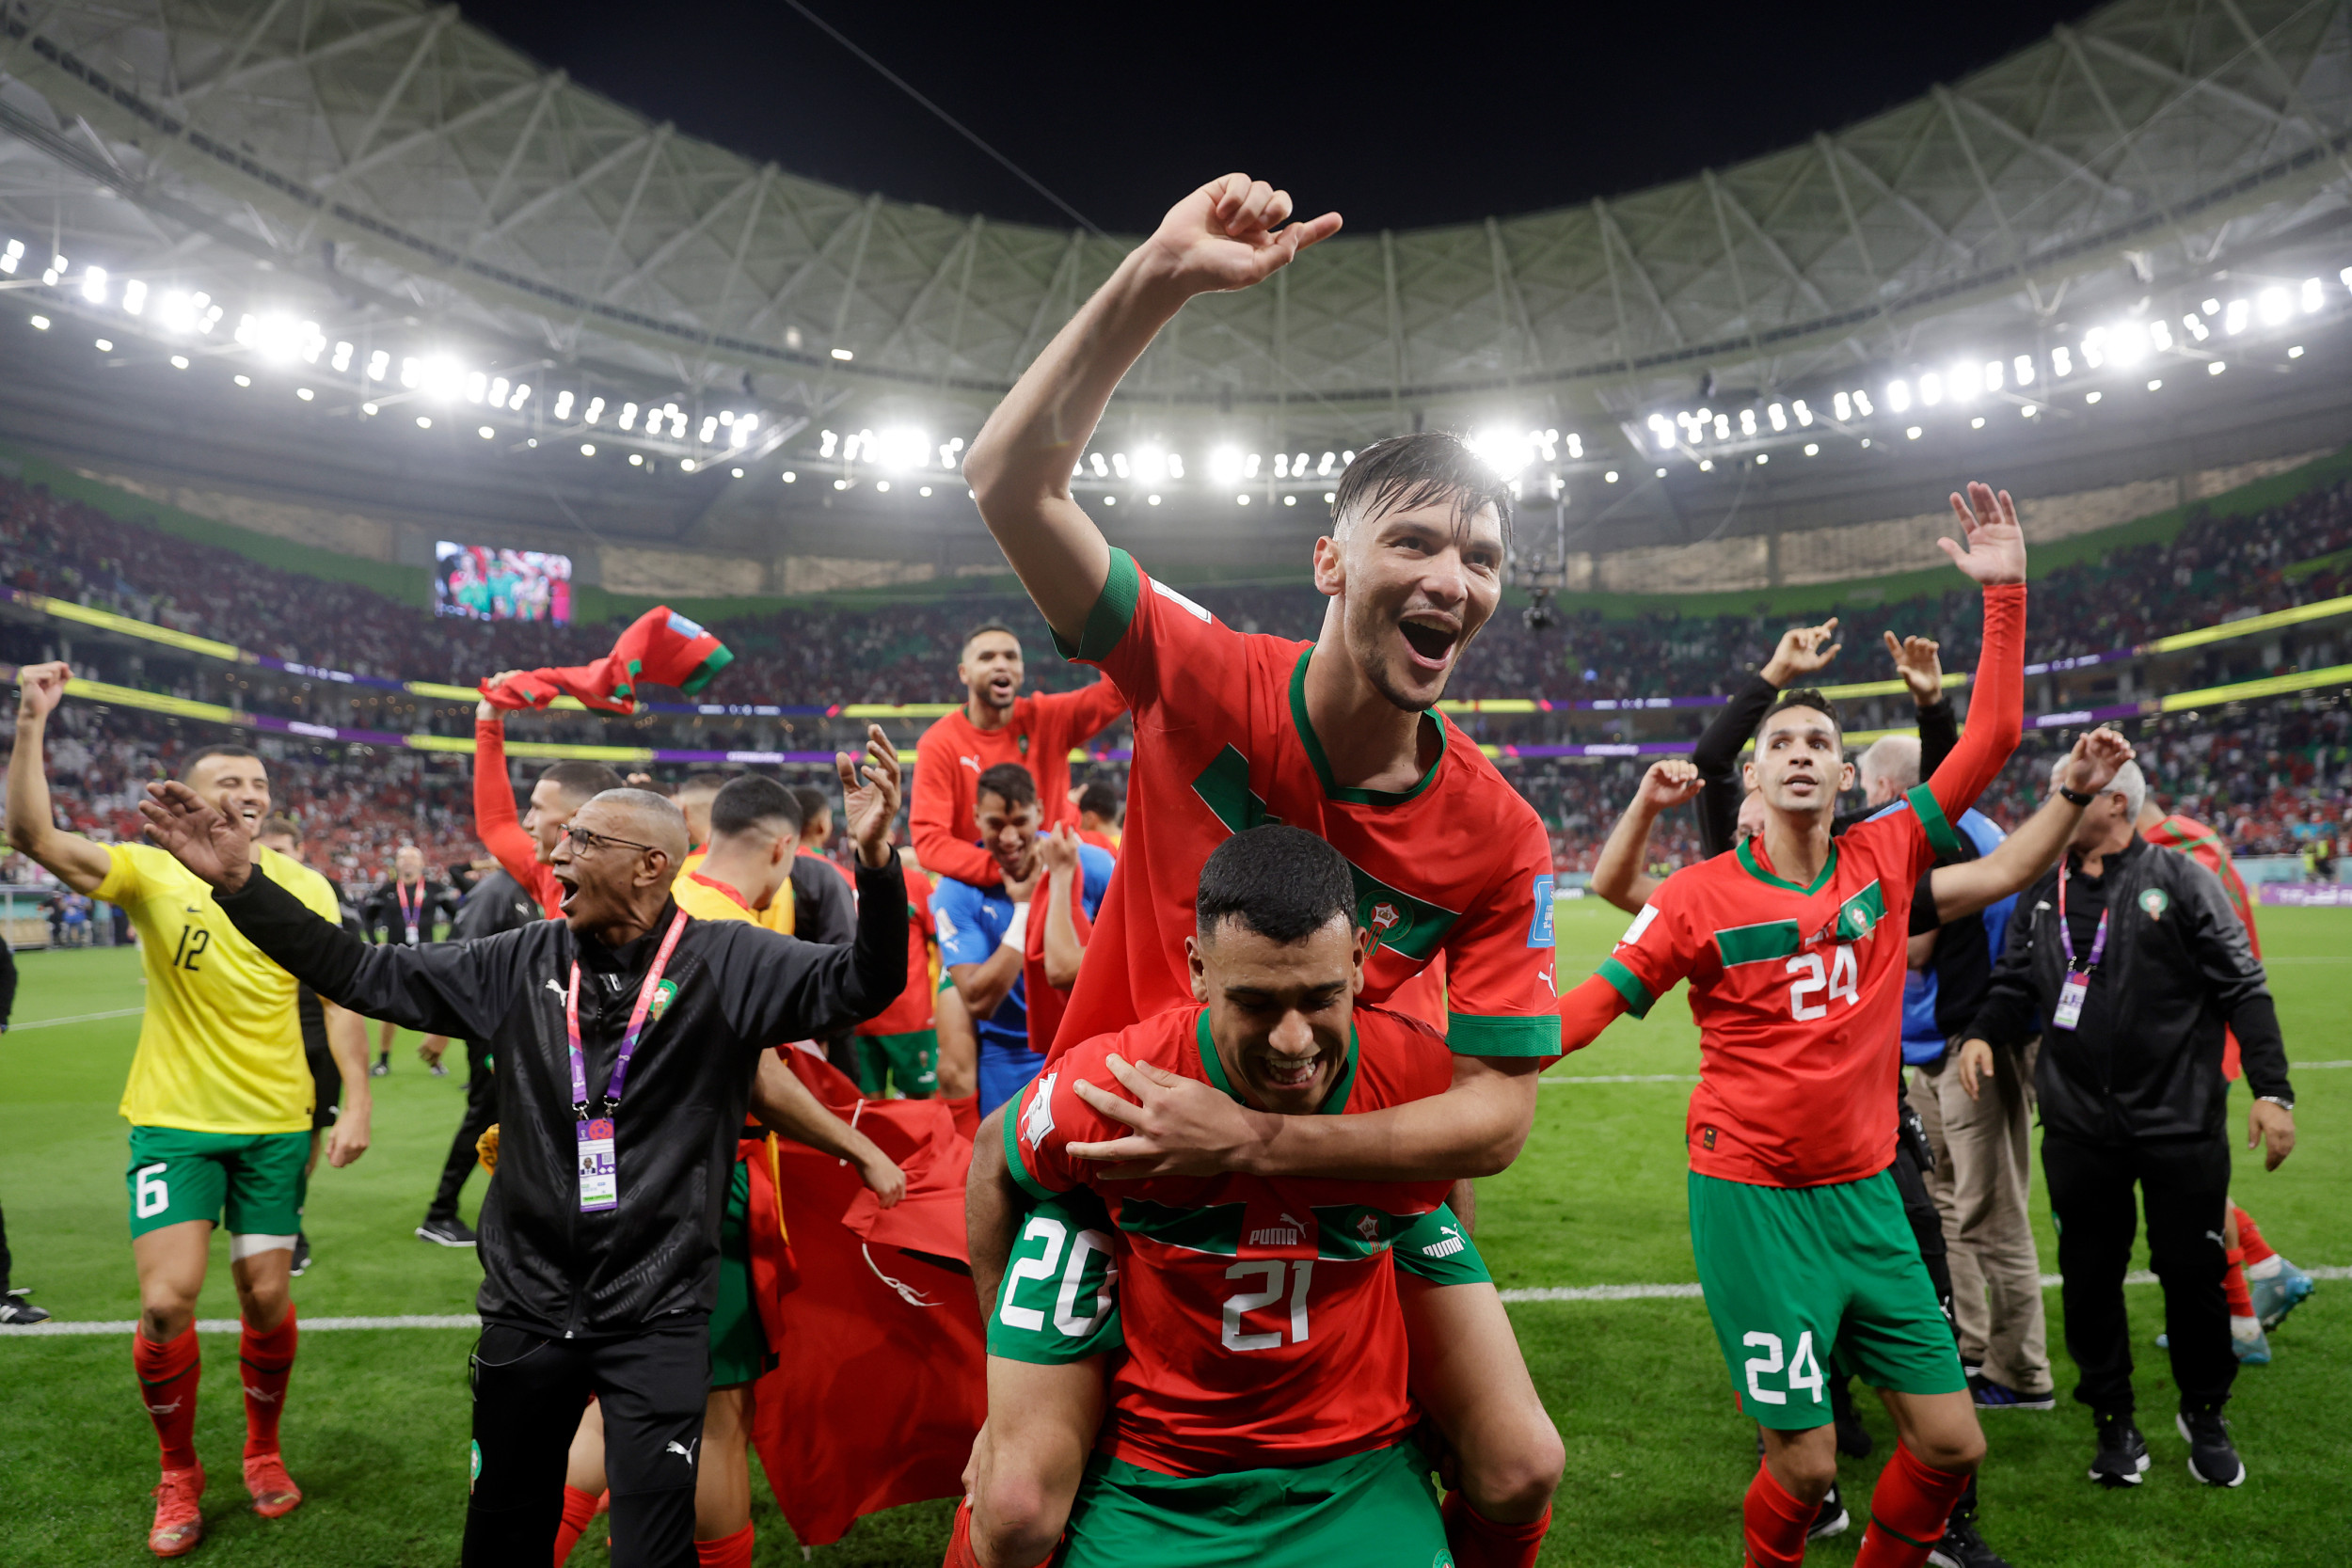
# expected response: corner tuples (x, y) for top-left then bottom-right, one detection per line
(1911, 1423), (1986, 1474)
(1769, 1441), (1838, 1502)
(138, 1300), (195, 1342)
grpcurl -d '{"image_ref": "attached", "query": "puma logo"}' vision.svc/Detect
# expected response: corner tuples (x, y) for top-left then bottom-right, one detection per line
(145, 1401), (182, 1416)
(242, 1384), (282, 1404)
(545, 979), (566, 998)
(666, 1439), (698, 1465)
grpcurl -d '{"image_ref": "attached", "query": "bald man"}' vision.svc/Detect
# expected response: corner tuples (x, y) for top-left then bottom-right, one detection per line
(137, 732), (915, 1568)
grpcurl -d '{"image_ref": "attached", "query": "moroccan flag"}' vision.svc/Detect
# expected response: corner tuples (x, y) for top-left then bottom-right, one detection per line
(752, 1053), (986, 1547)
(478, 605), (731, 714)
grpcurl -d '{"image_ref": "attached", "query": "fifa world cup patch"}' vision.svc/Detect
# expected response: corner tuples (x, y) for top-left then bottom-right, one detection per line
(2138, 887), (2170, 920)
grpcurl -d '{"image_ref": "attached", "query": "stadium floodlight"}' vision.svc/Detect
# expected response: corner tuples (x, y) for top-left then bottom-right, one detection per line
(699, 417), (720, 444)
(1090, 451), (1110, 478)
(2210, 360), (2227, 375)
(400, 356), (422, 388)
(2022, 404), (2038, 417)
(783, 470), (797, 483)
(619, 402), (640, 431)
(511, 382), (532, 409)
(2224, 299), (2249, 334)
(736, 414), (757, 441)
(1831, 391), (1851, 420)
(552, 389), (574, 420)
(122, 279), (147, 316)
(2150, 320), (2174, 352)
(2148, 379), (2163, 391)
(1919, 372), (1943, 406)
(818, 429), (838, 456)
(96, 338), (113, 353)
(1948, 363), (1979, 401)
(1712, 414), (1730, 440)
(834, 479), (850, 490)
(480, 424), (495, 438)
(2203, 297), (2222, 315)
(1648, 414), (1675, 450)
(1755, 452), (1769, 466)
(1317, 451), (1337, 476)
(2288, 345), (2304, 358)
(2302, 278), (2324, 312)
(2258, 287), (2291, 325)
(831, 347), (854, 361)
(367, 349), (390, 382)
(1245, 451), (1264, 478)
(1804, 443), (1820, 456)
(2081, 328), (2109, 369)
(2341, 267), (2352, 290)
(157, 291), (194, 333)
(1209, 446), (1245, 483)
(489, 376), (510, 406)
(1971, 416), (1984, 429)
(629, 453), (644, 467)
(1887, 379), (1913, 413)
(1236, 493), (1251, 505)
(1470, 428), (1534, 477)
(581, 442), (596, 455)
(874, 427), (930, 472)
(1168, 452), (1186, 478)
(1111, 452), (1131, 479)
(332, 341), (354, 372)
(1274, 452), (1291, 477)
(1699, 459), (1714, 472)
(416, 415), (432, 428)
(584, 397), (606, 424)
(2013, 355), (2035, 386)
(1566, 434), (1583, 459)
(2111, 323), (2151, 365)
(1981, 359), (2002, 391)
(1852, 389), (1874, 416)
(1794, 400), (1813, 426)
(2183, 313), (2209, 342)
(1132, 445), (1168, 483)
(1604, 469), (1620, 483)
(362, 401), (378, 414)
(1767, 403), (1787, 432)
(0, 238), (19, 274)
(294, 386), (311, 401)
(81, 265), (107, 304)
(1295, 450), (1311, 475)
(1906, 425), (1923, 440)
(2052, 347), (2074, 376)
(40, 261), (59, 286)
(2086, 390), (2103, 404)
(1148, 493), (1162, 505)
(170, 355), (189, 370)
(668, 410), (688, 439)
(1739, 408), (1757, 436)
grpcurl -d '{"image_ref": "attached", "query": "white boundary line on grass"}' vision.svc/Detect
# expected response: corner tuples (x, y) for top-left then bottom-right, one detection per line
(1541, 1061), (2352, 1085)
(8, 1273), (2344, 1330)
(7, 1006), (147, 1031)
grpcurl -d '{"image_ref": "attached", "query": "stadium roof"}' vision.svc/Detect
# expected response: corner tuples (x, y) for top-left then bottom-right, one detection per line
(5, 0), (2348, 436)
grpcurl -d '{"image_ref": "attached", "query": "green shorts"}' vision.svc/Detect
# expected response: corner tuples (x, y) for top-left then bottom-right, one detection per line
(1060, 1443), (1452, 1568)
(850, 1029), (939, 1100)
(708, 1160), (775, 1388)
(988, 1193), (1489, 1366)
(1688, 1168), (1964, 1430)
(126, 1126), (309, 1240)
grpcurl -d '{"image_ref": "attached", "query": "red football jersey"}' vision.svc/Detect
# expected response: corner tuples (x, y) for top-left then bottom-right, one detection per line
(913, 683), (1127, 888)
(1008, 1004), (1456, 1476)
(856, 863), (938, 1037)
(1049, 548), (1559, 1061)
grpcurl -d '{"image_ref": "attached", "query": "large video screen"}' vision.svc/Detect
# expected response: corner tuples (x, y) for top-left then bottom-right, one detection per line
(434, 543), (573, 625)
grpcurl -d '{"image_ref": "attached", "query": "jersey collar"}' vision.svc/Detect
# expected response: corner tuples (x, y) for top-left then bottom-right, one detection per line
(1191, 1006), (1359, 1116)
(686, 871), (751, 911)
(1736, 835), (1840, 896)
(1288, 647), (1447, 808)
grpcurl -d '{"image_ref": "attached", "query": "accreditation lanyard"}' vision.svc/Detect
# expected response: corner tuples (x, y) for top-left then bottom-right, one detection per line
(2051, 863), (2109, 1032)
(565, 910), (690, 1212)
(395, 879), (425, 945)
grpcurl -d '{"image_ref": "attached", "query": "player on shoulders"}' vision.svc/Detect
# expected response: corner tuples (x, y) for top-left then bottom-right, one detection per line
(957, 827), (1505, 1568)
(1553, 483), (2030, 1567)
(7, 664), (371, 1558)
(914, 626), (1126, 890)
(961, 171), (1562, 1566)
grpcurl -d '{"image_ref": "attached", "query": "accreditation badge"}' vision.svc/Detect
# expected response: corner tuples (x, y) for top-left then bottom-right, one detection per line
(577, 1117), (619, 1211)
(2053, 971), (2090, 1031)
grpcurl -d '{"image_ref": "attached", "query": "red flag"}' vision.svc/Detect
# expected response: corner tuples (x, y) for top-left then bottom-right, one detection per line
(753, 1060), (986, 1547)
(479, 605), (732, 715)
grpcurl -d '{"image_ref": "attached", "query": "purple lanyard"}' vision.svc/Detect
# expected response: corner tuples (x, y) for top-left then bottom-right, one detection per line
(396, 879), (424, 940)
(2056, 863), (2109, 973)
(564, 909), (690, 1119)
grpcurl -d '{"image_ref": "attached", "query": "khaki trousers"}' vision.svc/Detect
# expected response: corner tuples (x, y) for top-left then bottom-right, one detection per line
(1911, 1038), (2053, 1395)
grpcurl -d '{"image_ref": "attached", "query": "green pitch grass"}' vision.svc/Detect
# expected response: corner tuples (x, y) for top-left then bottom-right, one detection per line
(1, 911), (2344, 1566)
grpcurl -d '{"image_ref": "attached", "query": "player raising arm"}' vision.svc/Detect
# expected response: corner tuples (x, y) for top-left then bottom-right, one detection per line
(8, 662), (370, 1557)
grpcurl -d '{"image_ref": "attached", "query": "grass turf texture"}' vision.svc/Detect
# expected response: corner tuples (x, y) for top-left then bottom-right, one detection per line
(0, 908), (2343, 1565)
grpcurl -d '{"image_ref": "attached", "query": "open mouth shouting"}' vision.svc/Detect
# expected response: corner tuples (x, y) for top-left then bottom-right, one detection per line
(553, 868), (580, 912)
(1397, 612), (1461, 672)
(986, 672), (1018, 706)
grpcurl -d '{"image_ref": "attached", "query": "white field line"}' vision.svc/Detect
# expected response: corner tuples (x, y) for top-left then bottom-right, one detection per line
(1542, 1062), (2352, 1085)
(1499, 1265), (2351, 1305)
(7, 1006), (146, 1031)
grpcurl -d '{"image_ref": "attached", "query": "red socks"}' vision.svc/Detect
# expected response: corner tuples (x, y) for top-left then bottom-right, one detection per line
(1854, 1443), (1971, 1568)
(2223, 1247), (2255, 1320)
(239, 1307), (298, 1459)
(553, 1483), (599, 1564)
(695, 1522), (755, 1568)
(1441, 1491), (1551, 1568)
(2234, 1205), (2275, 1265)
(134, 1325), (203, 1472)
(1742, 1460), (1814, 1568)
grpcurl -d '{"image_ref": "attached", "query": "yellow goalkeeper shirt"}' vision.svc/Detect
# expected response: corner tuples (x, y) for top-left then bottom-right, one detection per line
(99, 843), (346, 1134)
(675, 849), (793, 934)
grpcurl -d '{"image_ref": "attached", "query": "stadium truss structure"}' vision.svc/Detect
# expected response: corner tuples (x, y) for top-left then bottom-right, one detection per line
(0, 0), (2349, 560)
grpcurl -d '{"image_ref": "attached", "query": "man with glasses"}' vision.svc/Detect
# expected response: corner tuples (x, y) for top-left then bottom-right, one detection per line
(137, 728), (916, 1568)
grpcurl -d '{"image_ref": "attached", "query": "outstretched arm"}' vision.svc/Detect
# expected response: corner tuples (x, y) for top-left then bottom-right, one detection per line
(469, 704), (543, 893)
(962, 176), (1341, 644)
(750, 1052), (905, 1206)
(7, 663), (113, 895)
(1921, 483), (2028, 824)
(1930, 728), (2134, 920)
(1591, 761), (1703, 913)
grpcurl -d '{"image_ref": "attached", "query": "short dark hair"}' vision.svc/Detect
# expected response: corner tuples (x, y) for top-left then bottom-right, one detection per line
(1077, 780), (1122, 823)
(789, 785), (834, 826)
(1756, 688), (1842, 743)
(676, 771), (734, 799)
(258, 814), (302, 843)
(962, 624), (1019, 654)
(1331, 432), (1514, 547)
(540, 760), (628, 803)
(1197, 826), (1358, 944)
(975, 763), (1038, 813)
(709, 775), (802, 840)
(180, 743), (262, 781)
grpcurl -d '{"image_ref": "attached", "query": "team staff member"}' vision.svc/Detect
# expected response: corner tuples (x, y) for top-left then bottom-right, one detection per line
(417, 865), (544, 1248)
(472, 682), (627, 919)
(137, 727), (914, 1568)
(1957, 759), (2296, 1491)
(359, 845), (457, 1076)
(8, 664), (371, 1558)
(913, 625), (1125, 889)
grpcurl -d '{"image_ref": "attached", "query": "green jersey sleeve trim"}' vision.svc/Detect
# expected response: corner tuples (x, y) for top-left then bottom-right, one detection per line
(1905, 784), (1967, 860)
(1002, 1093), (1059, 1204)
(1596, 957), (1656, 1020)
(1445, 1010), (1563, 1057)
(1051, 546), (1143, 664)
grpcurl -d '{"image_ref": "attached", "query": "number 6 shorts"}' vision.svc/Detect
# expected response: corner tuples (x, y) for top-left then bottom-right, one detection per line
(126, 1126), (310, 1240)
(989, 1189), (1493, 1366)
(1687, 1167), (1965, 1430)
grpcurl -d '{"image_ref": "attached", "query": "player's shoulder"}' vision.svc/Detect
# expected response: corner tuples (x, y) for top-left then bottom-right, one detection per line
(1432, 726), (1549, 837)
(1058, 1006), (1206, 1085)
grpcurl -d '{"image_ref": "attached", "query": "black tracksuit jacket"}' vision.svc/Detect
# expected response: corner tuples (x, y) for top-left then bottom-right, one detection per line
(214, 852), (909, 1337)
(1963, 834), (2293, 1146)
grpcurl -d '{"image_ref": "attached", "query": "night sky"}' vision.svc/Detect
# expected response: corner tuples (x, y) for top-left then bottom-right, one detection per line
(454, 0), (2101, 233)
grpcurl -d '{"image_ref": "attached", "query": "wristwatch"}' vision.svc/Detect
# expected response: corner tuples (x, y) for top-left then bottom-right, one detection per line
(2058, 784), (2097, 806)
(2256, 1094), (2295, 1112)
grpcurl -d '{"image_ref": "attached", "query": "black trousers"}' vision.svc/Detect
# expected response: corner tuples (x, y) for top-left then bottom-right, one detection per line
(1, 1200), (13, 1292)
(465, 1320), (708, 1568)
(427, 1038), (498, 1222)
(2041, 1130), (2234, 1416)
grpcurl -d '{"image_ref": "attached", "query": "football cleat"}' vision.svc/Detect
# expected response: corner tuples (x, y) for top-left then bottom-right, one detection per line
(244, 1450), (303, 1518)
(289, 1234), (310, 1277)
(416, 1216), (478, 1247)
(2153, 1328), (2271, 1364)
(149, 1465), (206, 1557)
(2089, 1409), (2150, 1488)
(1807, 1480), (1849, 1540)
(2177, 1409), (2247, 1488)
(0, 1287), (52, 1324)
(2249, 1259), (2315, 1332)
(1927, 1513), (2014, 1568)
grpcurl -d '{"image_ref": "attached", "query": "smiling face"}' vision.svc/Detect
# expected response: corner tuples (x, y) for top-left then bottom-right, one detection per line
(1316, 496), (1505, 714)
(1187, 913), (1369, 1116)
(184, 753), (272, 843)
(959, 630), (1025, 716)
(976, 787), (1043, 881)
(1742, 703), (1853, 824)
